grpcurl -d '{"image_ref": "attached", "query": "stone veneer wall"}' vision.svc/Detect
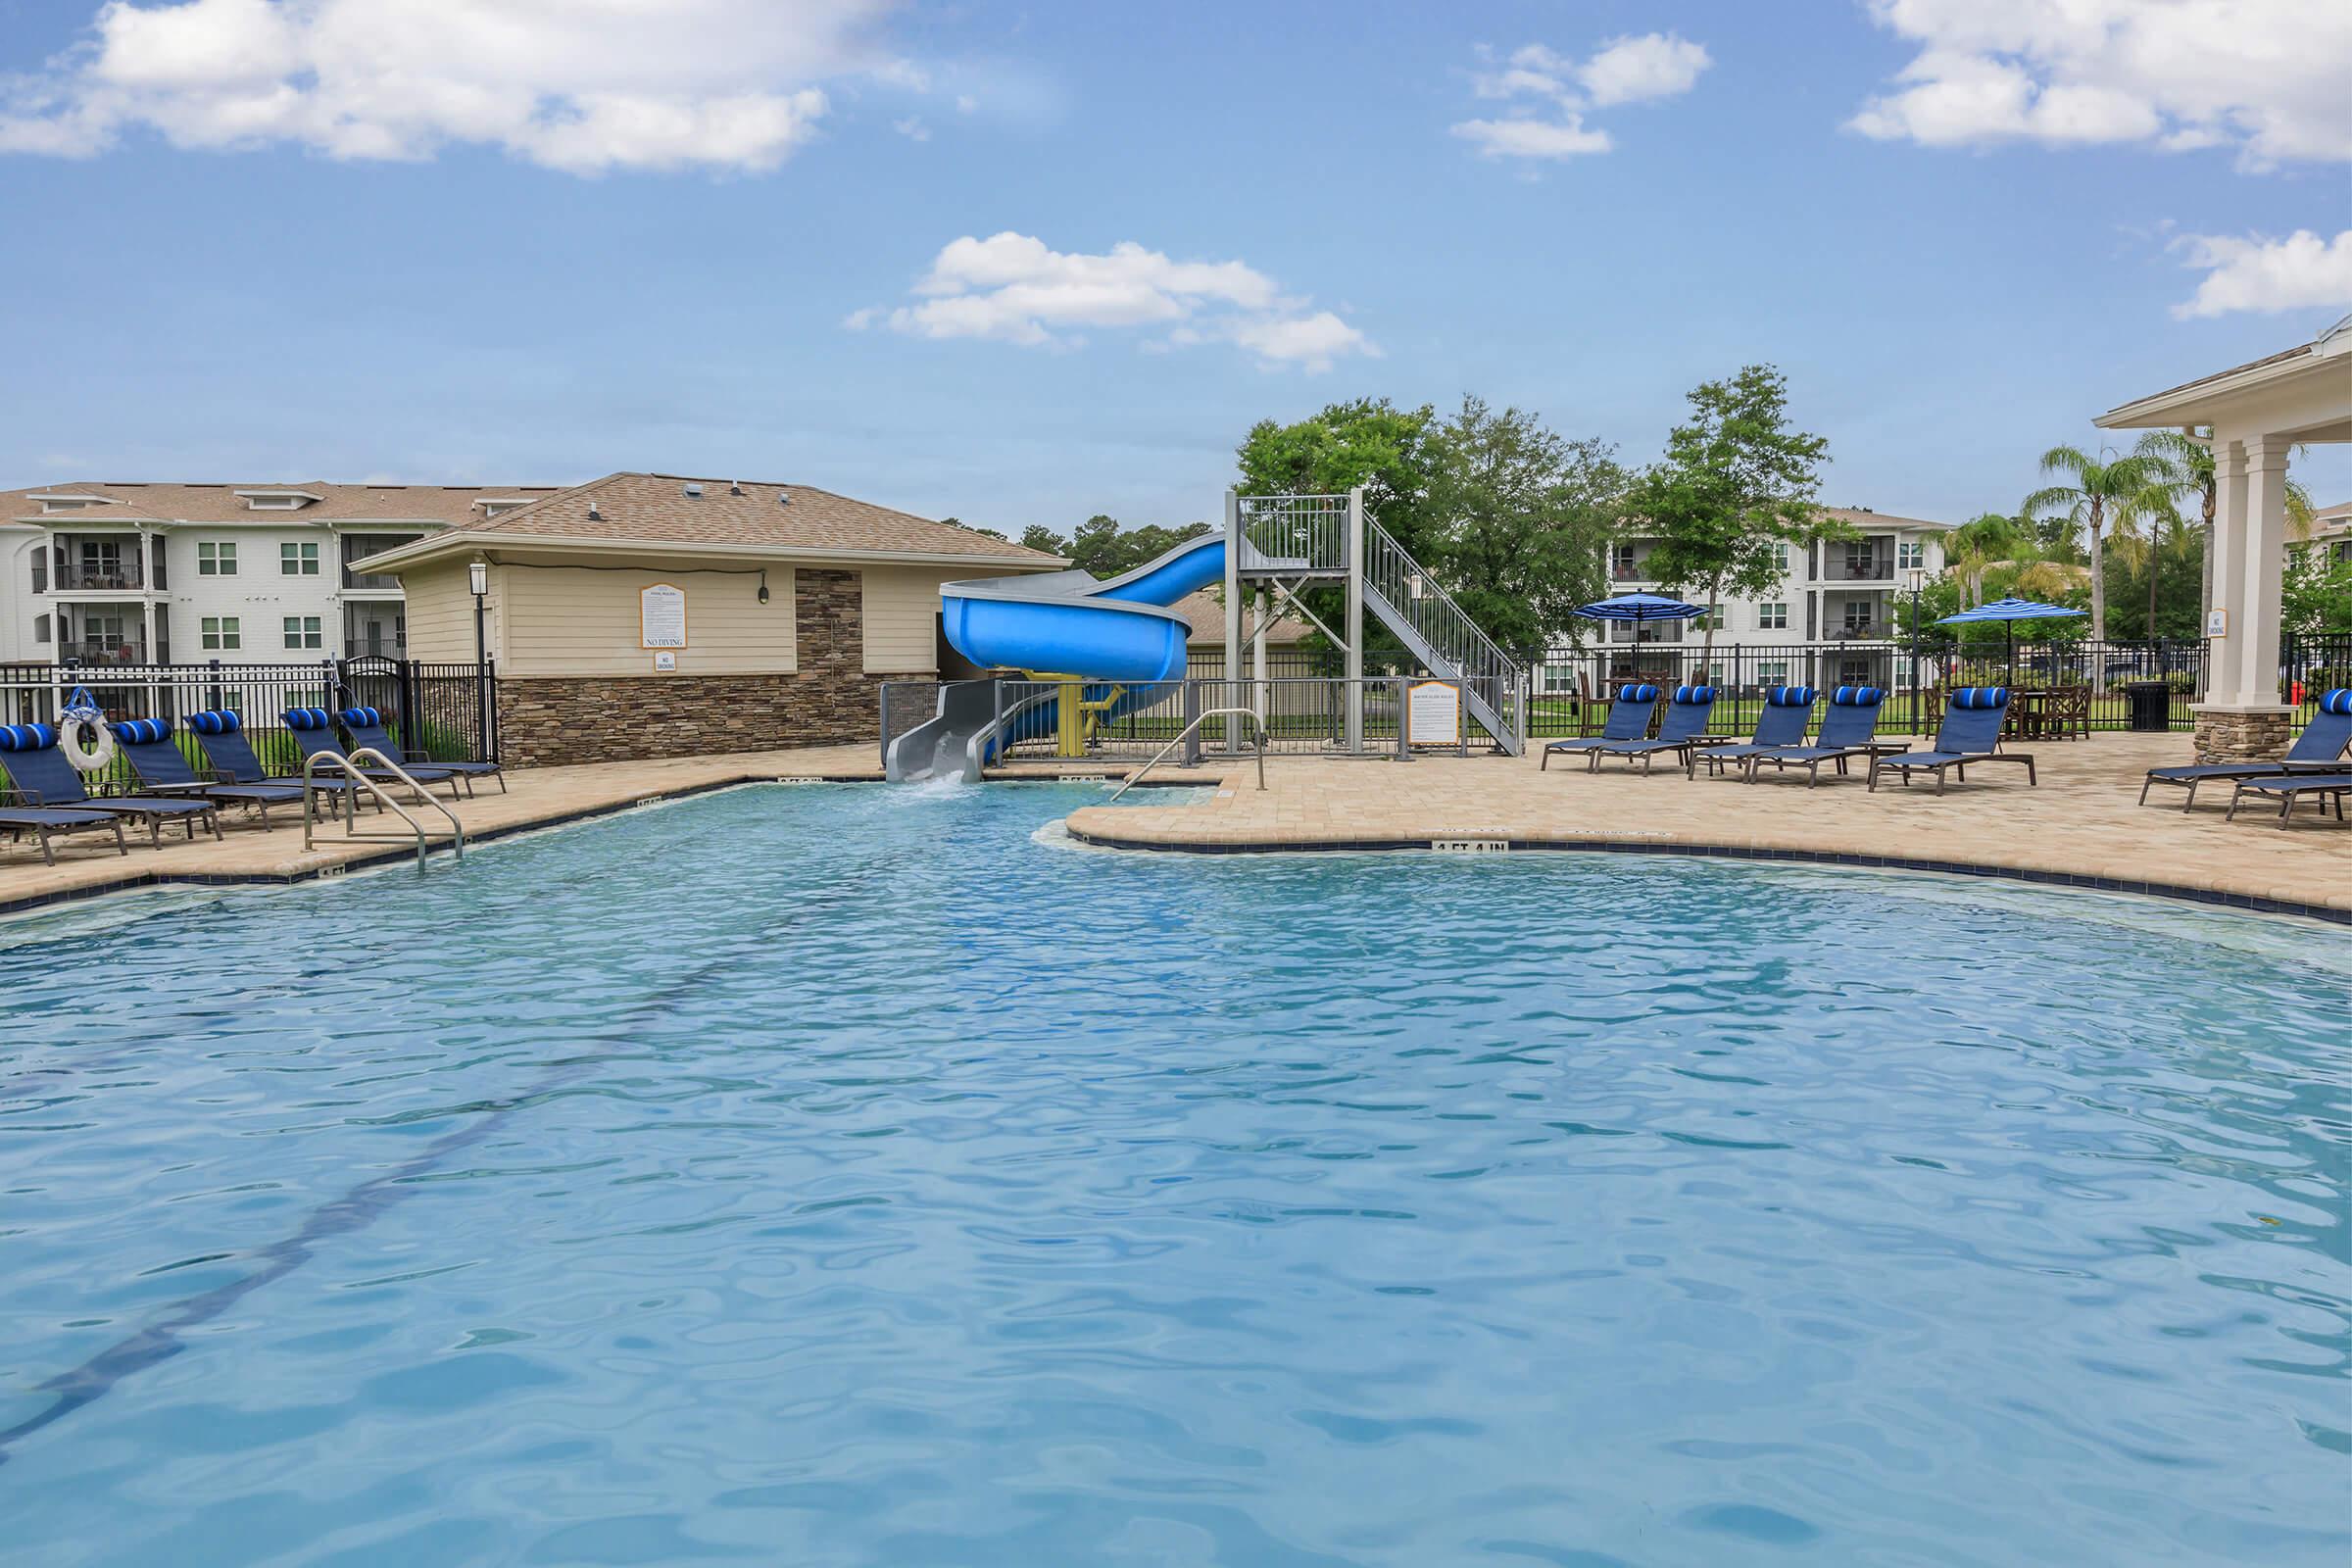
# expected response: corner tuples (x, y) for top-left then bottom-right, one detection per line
(493, 567), (928, 767)
(2191, 708), (2292, 765)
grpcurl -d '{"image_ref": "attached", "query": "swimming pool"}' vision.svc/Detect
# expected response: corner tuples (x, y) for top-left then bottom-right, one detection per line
(3, 783), (2346, 1566)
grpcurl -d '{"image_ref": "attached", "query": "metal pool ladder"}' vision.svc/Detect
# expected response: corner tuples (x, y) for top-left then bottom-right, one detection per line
(1105, 708), (1267, 804)
(302, 747), (465, 866)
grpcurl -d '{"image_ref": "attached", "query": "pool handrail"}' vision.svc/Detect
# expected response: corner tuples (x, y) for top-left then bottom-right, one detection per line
(1105, 708), (1266, 804)
(302, 747), (465, 864)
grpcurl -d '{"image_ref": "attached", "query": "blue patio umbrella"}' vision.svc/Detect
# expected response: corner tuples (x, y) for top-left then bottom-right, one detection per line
(1575, 593), (1707, 693)
(1935, 597), (2086, 686)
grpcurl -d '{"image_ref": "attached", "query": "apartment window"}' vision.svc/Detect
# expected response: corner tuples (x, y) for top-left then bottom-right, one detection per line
(1757, 602), (1788, 629)
(280, 541), (320, 575)
(1772, 542), (1790, 572)
(1897, 539), (1925, 571)
(283, 615), (322, 650)
(1759, 661), (1788, 685)
(1842, 601), (1875, 633)
(201, 615), (241, 651)
(198, 541), (237, 575)
(1611, 543), (1641, 579)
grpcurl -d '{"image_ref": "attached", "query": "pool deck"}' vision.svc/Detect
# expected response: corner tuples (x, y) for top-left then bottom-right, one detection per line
(1064, 733), (2352, 923)
(3, 734), (2346, 922)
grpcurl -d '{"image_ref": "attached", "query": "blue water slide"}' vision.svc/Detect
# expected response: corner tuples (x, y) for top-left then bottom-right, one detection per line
(941, 532), (1228, 682)
(887, 533), (1235, 782)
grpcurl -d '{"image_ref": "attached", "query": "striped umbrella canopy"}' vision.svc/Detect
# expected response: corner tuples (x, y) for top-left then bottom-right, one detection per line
(1574, 592), (1706, 622)
(1935, 597), (2084, 624)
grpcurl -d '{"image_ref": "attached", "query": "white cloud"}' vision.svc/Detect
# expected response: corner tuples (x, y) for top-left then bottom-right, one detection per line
(0, 0), (921, 173)
(849, 231), (1374, 370)
(1848, 0), (2352, 169)
(1453, 33), (1709, 161)
(2171, 229), (2352, 318)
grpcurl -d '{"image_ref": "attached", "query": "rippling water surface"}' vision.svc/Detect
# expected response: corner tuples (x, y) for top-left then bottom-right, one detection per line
(2, 783), (2347, 1567)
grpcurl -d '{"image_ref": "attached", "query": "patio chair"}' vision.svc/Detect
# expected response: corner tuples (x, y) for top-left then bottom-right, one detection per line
(0, 801), (126, 864)
(1690, 686), (1818, 779)
(184, 710), (378, 812)
(1740, 686), (1904, 786)
(1588, 685), (1718, 774)
(110, 716), (313, 827)
(1541, 683), (1658, 770)
(2224, 770), (2352, 829)
(337, 707), (504, 796)
(1868, 687), (2037, 795)
(2138, 688), (2352, 810)
(0, 722), (222, 847)
(283, 708), (463, 801)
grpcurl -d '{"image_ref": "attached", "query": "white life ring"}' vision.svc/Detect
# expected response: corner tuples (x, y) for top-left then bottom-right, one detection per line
(59, 714), (116, 772)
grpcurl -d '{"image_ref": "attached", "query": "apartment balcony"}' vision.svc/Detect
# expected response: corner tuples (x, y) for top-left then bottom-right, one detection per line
(58, 637), (153, 667)
(1821, 556), (1894, 583)
(342, 533), (421, 592)
(1609, 564), (1653, 583)
(1607, 621), (1684, 644)
(50, 559), (149, 592)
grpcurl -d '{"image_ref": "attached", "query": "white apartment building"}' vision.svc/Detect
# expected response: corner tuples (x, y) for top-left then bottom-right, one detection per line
(1582, 506), (1958, 691)
(0, 481), (556, 667)
(2309, 500), (2350, 566)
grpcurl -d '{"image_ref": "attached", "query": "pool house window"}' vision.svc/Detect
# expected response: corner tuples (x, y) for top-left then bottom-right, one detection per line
(201, 615), (241, 651)
(281, 541), (320, 575)
(198, 541), (237, 575)
(282, 615), (322, 650)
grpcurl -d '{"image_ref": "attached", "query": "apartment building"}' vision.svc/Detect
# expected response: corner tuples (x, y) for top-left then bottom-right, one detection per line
(1589, 506), (1957, 690)
(0, 481), (557, 666)
(2310, 500), (2350, 565)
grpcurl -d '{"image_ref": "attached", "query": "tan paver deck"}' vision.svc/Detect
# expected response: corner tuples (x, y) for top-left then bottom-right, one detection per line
(1065, 734), (2352, 920)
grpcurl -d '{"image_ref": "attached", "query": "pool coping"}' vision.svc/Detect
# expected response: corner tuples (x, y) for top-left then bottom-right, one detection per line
(1060, 823), (2352, 926)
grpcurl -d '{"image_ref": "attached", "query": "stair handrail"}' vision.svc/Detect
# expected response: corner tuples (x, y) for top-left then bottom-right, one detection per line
(301, 748), (464, 864)
(1360, 518), (1525, 745)
(1104, 707), (1266, 803)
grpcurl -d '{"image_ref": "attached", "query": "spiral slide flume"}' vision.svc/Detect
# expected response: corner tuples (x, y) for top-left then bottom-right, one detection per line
(887, 533), (1234, 782)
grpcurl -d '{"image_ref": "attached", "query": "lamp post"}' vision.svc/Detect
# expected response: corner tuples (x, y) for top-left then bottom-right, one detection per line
(1903, 565), (1926, 735)
(468, 557), (491, 761)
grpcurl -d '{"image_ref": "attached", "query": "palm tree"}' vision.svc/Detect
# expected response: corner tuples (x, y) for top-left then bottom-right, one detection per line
(2107, 481), (2188, 640)
(2024, 445), (2162, 644)
(1942, 514), (2022, 609)
(2132, 427), (2318, 624)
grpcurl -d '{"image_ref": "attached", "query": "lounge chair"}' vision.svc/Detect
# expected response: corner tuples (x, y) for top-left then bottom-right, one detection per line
(1589, 685), (1718, 774)
(1541, 684), (1658, 770)
(0, 722), (222, 847)
(283, 708), (462, 801)
(1690, 686), (1817, 779)
(1868, 687), (2036, 795)
(1741, 686), (1904, 786)
(111, 717), (313, 826)
(2224, 770), (2352, 828)
(184, 710), (376, 811)
(337, 706), (504, 796)
(2139, 688), (2352, 810)
(0, 802), (126, 864)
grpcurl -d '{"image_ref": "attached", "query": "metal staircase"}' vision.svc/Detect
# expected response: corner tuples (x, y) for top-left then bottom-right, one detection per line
(1356, 518), (1525, 755)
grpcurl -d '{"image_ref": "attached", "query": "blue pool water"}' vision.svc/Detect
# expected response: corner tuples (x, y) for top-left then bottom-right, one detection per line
(2, 783), (2347, 1566)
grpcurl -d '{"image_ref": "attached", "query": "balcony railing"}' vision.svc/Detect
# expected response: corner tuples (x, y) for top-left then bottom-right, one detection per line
(61, 640), (152, 667)
(52, 561), (147, 591)
(1822, 557), (1892, 582)
(1610, 563), (1650, 582)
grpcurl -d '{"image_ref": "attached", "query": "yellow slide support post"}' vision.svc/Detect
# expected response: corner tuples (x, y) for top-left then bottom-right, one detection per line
(1027, 673), (1130, 759)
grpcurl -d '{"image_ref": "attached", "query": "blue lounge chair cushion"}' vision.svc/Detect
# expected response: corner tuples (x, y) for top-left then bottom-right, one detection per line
(1952, 685), (2010, 710)
(340, 706), (384, 727)
(110, 717), (172, 744)
(1766, 686), (1817, 708)
(284, 708), (335, 731)
(1671, 684), (1716, 704)
(188, 710), (242, 735)
(2321, 689), (2351, 715)
(0, 722), (58, 751)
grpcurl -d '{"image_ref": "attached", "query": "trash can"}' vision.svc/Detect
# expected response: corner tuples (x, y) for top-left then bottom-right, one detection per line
(2124, 680), (2171, 733)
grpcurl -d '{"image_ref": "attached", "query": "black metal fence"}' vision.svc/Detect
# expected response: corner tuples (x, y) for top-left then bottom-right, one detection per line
(0, 657), (498, 787)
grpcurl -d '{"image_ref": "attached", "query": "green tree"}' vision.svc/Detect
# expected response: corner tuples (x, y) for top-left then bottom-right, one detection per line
(1017, 523), (1066, 557)
(1014, 515), (1215, 579)
(1236, 397), (1442, 558)
(1419, 396), (1624, 650)
(2023, 445), (2165, 642)
(1623, 364), (1843, 667)
(2282, 545), (2352, 637)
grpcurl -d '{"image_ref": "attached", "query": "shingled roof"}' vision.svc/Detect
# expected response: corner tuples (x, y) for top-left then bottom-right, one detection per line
(0, 481), (558, 524)
(460, 472), (1062, 563)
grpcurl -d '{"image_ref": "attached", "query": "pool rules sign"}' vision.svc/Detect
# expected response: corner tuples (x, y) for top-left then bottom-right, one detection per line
(640, 583), (687, 668)
(1406, 680), (1461, 748)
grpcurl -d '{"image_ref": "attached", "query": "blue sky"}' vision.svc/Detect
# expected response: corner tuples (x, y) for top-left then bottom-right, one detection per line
(1, 0), (2346, 531)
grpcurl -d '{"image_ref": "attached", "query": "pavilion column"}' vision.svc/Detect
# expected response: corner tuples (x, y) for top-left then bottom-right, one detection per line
(2190, 432), (2293, 762)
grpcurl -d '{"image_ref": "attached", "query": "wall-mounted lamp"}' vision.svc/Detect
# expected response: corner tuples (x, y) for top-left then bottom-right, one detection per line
(757, 568), (770, 605)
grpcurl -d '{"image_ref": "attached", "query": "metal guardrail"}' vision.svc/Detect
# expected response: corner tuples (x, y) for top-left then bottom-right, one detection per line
(1106, 707), (1266, 803)
(302, 746), (464, 866)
